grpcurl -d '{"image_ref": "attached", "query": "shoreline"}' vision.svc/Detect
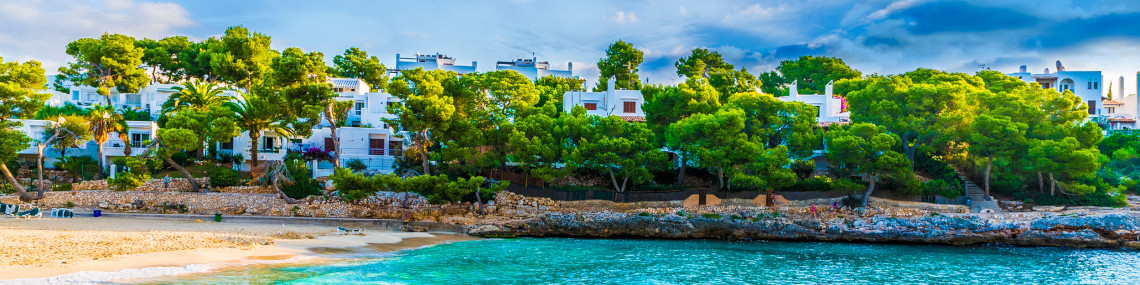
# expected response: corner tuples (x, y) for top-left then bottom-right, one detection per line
(0, 216), (477, 282)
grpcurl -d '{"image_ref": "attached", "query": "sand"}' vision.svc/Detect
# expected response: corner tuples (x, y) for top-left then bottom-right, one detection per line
(0, 216), (476, 282)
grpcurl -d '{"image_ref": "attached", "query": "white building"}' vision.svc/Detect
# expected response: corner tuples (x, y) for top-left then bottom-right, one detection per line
(393, 53), (477, 75)
(495, 58), (574, 81)
(13, 119), (158, 166)
(1006, 62), (1105, 117)
(49, 83), (242, 119)
(562, 76), (645, 120)
(777, 80), (850, 126)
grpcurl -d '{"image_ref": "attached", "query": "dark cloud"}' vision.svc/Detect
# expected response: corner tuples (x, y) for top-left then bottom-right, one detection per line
(1025, 12), (1140, 49)
(895, 1), (1040, 35)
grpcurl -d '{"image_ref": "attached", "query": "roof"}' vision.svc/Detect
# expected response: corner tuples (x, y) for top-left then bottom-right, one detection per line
(1104, 100), (1124, 105)
(1110, 118), (1136, 122)
(817, 121), (850, 127)
(619, 116), (646, 122)
(329, 78), (366, 89)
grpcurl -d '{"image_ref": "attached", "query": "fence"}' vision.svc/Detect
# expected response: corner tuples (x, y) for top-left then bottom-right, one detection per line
(482, 169), (545, 188)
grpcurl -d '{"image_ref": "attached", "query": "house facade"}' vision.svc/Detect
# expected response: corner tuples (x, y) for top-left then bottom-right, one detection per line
(777, 80), (849, 126)
(495, 57), (574, 81)
(12, 119), (158, 166)
(1006, 62), (1105, 117)
(393, 53), (477, 75)
(562, 76), (645, 121)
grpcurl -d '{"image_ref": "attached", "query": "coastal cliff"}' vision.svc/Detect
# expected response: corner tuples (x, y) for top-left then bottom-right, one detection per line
(467, 211), (1140, 249)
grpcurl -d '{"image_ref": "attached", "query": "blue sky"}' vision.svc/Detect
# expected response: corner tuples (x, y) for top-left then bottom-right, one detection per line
(4, 0), (1140, 93)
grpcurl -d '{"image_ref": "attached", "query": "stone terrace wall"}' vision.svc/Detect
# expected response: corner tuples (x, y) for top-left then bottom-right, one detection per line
(71, 178), (274, 194)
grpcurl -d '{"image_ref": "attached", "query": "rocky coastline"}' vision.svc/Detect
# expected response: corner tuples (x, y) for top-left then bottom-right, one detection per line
(467, 210), (1140, 249)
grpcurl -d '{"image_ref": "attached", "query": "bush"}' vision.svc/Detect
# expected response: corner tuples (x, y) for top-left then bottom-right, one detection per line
(345, 159), (367, 172)
(281, 159), (322, 199)
(700, 213), (722, 219)
(783, 176), (831, 192)
(210, 167), (241, 188)
(791, 160), (816, 179)
(54, 156), (101, 180)
(52, 184), (73, 191)
(329, 168), (403, 201)
(924, 179), (963, 198)
(109, 157), (154, 191)
(169, 151), (194, 168)
(0, 182), (13, 194)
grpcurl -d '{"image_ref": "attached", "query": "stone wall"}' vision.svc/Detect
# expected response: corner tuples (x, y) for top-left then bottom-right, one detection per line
(70, 178), (273, 194)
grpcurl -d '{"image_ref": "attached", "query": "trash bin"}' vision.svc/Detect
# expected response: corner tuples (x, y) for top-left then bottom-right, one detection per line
(214, 213), (222, 222)
(93, 209), (101, 217)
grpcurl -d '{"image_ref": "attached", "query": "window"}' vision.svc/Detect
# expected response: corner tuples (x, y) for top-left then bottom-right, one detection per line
(355, 102), (364, 116)
(264, 137), (276, 150)
(584, 103), (597, 111)
(369, 138), (385, 155)
(71, 91), (79, 100)
(1088, 82), (1092, 89)
(623, 101), (636, 113)
(388, 140), (403, 155)
(126, 94), (141, 106)
(1094, 82), (1098, 89)
(1107, 107), (1115, 114)
(221, 141), (233, 150)
(324, 137), (335, 152)
(1088, 100), (1096, 115)
(131, 133), (150, 148)
(814, 106), (822, 118)
(1041, 83), (1050, 89)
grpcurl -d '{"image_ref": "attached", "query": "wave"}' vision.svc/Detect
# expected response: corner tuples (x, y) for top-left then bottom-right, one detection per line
(2, 256), (321, 285)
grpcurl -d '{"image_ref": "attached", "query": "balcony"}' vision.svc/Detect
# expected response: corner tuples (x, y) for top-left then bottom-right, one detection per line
(258, 147), (283, 153)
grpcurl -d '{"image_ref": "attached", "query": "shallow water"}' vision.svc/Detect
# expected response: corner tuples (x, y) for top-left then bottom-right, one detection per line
(143, 238), (1140, 284)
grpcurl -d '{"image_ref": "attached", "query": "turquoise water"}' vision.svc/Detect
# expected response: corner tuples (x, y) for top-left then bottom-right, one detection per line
(147, 238), (1140, 284)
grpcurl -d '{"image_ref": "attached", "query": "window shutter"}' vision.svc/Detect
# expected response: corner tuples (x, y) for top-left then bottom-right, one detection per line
(325, 137), (335, 151)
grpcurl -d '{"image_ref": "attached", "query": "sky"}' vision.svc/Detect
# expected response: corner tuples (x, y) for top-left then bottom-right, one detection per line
(4, 0), (1140, 95)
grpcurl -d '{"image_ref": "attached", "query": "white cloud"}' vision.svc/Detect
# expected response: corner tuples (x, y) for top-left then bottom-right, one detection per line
(613, 11), (638, 23)
(0, 0), (194, 71)
(866, 0), (924, 22)
(679, 5), (687, 15)
(723, 3), (793, 22)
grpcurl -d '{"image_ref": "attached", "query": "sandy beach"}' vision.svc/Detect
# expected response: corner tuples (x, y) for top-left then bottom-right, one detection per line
(0, 216), (476, 283)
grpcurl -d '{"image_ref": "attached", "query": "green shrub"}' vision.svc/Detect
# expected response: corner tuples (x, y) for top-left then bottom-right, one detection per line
(330, 168), (403, 201)
(637, 212), (652, 217)
(52, 184), (73, 191)
(345, 159), (367, 172)
(54, 156), (101, 180)
(169, 151), (194, 168)
(700, 213), (722, 219)
(281, 159), (322, 199)
(109, 157), (154, 191)
(65, 201), (75, 208)
(831, 178), (866, 194)
(0, 182), (13, 194)
(924, 179), (963, 198)
(730, 214), (742, 220)
(783, 176), (832, 192)
(791, 160), (816, 179)
(210, 167), (241, 188)
(675, 210), (688, 217)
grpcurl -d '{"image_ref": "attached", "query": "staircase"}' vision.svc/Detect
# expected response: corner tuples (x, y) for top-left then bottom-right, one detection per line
(955, 169), (1001, 213)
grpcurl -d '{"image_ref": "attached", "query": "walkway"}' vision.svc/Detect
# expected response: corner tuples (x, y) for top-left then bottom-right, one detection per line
(955, 169), (1002, 213)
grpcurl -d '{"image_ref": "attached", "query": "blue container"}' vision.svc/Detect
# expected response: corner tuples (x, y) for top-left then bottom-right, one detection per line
(93, 209), (101, 217)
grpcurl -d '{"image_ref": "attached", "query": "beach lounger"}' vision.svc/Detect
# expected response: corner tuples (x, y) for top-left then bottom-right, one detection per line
(50, 208), (74, 218)
(0, 203), (17, 216)
(337, 226), (363, 234)
(16, 208), (41, 219)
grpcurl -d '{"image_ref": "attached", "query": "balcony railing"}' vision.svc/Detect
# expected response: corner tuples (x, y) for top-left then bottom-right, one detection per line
(258, 147), (283, 153)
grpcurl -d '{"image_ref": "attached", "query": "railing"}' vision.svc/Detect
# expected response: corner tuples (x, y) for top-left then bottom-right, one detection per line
(258, 147), (282, 153)
(131, 141), (147, 148)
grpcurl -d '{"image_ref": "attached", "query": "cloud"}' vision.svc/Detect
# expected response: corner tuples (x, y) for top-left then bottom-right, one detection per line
(0, 0), (194, 71)
(724, 3), (793, 22)
(613, 11), (638, 24)
(679, 5), (687, 15)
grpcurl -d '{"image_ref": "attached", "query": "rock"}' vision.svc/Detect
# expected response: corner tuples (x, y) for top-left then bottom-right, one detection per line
(399, 225), (428, 232)
(1033, 206), (1065, 212)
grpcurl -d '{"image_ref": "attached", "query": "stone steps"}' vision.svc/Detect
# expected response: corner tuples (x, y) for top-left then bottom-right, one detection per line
(955, 169), (1001, 213)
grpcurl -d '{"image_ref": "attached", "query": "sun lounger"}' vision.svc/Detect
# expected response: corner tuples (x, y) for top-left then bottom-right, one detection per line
(16, 208), (41, 219)
(0, 203), (16, 215)
(337, 226), (363, 234)
(50, 208), (74, 218)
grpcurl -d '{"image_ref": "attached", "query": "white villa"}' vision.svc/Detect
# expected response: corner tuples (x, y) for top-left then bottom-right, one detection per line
(13, 119), (158, 166)
(1006, 62), (1105, 117)
(562, 76), (645, 121)
(496, 58), (574, 81)
(393, 53), (477, 75)
(777, 80), (849, 126)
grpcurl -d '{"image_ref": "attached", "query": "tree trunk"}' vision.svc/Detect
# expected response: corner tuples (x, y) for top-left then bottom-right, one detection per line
(271, 163), (297, 204)
(476, 187), (484, 215)
(699, 187), (707, 206)
(36, 144), (47, 195)
(861, 174), (876, 208)
(608, 169), (622, 192)
(765, 188), (774, 207)
(325, 106), (342, 169)
(97, 140), (106, 176)
(1049, 173), (1056, 196)
(675, 157), (687, 186)
(418, 132), (430, 176)
(164, 156), (202, 192)
(0, 164), (38, 202)
(249, 133), (261, 169)
(983, 156), (992, 198)
(717, 167), (724, 190)
(1037, 171), (1044, 193)
(902, 143), (916, 171)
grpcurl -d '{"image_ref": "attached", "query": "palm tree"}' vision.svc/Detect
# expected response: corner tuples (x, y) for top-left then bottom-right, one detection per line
(228, 91), (291, 169)
(87, 104), (127, 173)
(162, 81), (233, 114)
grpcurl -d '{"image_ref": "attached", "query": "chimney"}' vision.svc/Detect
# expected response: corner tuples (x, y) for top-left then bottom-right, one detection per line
(790, 80), (799, 98)
(1120, 76), (1125, 100)
(608, 76), (616, 91)
(825, 80), (834, 97)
